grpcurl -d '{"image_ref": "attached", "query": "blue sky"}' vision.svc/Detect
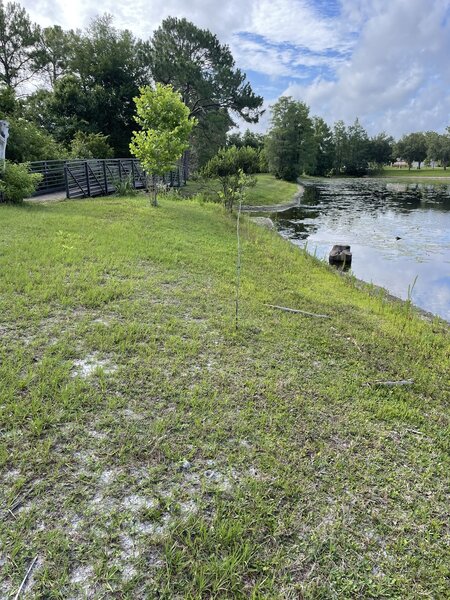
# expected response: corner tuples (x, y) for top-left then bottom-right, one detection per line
(24, 0), (450, 138)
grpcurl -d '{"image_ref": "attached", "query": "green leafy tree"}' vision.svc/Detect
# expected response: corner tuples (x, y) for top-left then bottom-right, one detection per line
(0, 83), (16, 113)
(367, 132), (394, 169)
(0, 1), (40, 89)
(26, 15), (151, 156)
(332, 120), (347, 175)
(4, 116), (65, 162)
(69, 131), (113, 159)
(396, 132), (427, 169)
(23, 77), (92, 147)
(190, 109), (232, 169)
(307, 116), (334, 176)
(345, 118), (369, 175)
(0, 160), (42, 202)
(33, 25), (78, 87)
(265, 97), (315, 181)
(201, 146), (257, 211)
(129, 83), (196, 206)
(426, 130), (450, 170)
(150, 17), (263, 123)
(227, 129), (265, 150)
(150, 17), (263, 169)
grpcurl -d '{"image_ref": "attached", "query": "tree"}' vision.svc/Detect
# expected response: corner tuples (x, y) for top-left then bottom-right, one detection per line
(426, 130), (450, 170)
(33, 25), (78, 88)
(201, 145), (258, 211)
(227, 129), (265, 151)
(345, 118), (369, 175)
(307, 116), (334, 176)
(150, 17), (263, 169)
(26, 15), (151, 156)
(332, 120), (347, 175)
(150, 17), (263, 123)
(265, 97), (315, 181)
(396, 132), (427, 169)
(69, 131), (113, 159)
(129, 83), (196, 205)
(3, 117), (65, 162)
(367, 132), (394, 169)
(0, 1), (40, 89)
(190, 109), (232, 169)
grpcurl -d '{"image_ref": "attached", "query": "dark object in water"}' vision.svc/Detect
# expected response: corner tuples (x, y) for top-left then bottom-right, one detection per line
(329, 244), (352, 268)
(395, 236), (402, 240)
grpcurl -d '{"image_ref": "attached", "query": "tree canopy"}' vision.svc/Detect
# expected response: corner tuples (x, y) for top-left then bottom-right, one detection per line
(150, 17), (263, 124)
(265, 97), (315, 181)
(0, 1), (40, 89)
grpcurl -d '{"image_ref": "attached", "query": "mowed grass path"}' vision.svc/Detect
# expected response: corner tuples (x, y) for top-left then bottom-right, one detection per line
(0, 196), (449, 598)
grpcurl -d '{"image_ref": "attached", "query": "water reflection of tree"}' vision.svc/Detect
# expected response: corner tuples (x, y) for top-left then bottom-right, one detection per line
(278, 181), (450, 242)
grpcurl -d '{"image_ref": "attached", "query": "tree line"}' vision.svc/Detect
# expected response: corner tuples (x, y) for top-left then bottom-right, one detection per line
(0, 1), (263, 164)
(1, 1), (449, 179)
(260, 97), (450, 180)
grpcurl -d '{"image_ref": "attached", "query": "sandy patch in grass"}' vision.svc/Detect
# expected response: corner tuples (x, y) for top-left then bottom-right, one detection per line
(72, 353), (117, 378)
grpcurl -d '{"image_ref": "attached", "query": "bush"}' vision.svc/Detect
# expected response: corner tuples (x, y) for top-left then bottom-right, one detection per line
(5, 117), (66, 163)
(202, 146), (257, 211)
(202, 146), (260, 179)
(113, 175), (139, 197)
(70, 132), (114, 159)
(0, 161), (43, 203)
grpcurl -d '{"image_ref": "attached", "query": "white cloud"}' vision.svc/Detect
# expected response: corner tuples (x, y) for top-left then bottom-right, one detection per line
(19, 0), (450, 137)
(249, 0), (354, 53)
(283, 0), (450, 136)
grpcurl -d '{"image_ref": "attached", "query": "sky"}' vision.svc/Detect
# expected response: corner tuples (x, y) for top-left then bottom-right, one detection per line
(22, 0), (450, 138)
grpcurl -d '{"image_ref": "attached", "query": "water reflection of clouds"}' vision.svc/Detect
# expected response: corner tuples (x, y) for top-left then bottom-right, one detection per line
(269, 181), (450, 321)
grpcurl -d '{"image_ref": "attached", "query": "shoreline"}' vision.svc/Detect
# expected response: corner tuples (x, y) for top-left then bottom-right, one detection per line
(245, 182), (449, 325)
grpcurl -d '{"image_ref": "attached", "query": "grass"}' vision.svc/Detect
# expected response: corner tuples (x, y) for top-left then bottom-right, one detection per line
(0, 193), (449, 598)
(179, 173), (300, 206)
(374, 166), (450, 180)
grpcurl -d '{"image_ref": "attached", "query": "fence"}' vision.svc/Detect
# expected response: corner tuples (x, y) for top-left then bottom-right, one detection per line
(29, 160), (66, 196)
(28, 158), (186, 199)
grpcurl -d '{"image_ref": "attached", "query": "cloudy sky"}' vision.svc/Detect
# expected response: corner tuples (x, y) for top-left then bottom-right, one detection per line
(23, 0), (450, 138)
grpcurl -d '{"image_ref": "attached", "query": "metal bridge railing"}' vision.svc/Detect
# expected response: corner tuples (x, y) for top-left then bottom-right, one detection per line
(28, 158), (187, 199)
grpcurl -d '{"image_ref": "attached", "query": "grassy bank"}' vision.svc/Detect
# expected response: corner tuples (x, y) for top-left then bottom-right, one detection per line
(180, 173), (299, 206)
(1, 195), (449, 598)
(374, 166), (450, 182)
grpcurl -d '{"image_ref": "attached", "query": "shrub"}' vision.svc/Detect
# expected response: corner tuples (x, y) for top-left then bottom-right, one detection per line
(70, 132), (114, 159)
(5, 117), (66, 163)
(201, 146), (257, 211)
(0, 161), (43, 203)
(113, 175), (139, 197)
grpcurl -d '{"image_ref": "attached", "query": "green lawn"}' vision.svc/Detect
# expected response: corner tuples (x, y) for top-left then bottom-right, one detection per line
(376, 166), (450, 179)
(179, 173), (299, 206)
(0, 194), (449, 598)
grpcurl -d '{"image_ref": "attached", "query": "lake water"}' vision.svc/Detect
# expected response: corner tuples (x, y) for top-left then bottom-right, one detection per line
(256, 179), (450, 321)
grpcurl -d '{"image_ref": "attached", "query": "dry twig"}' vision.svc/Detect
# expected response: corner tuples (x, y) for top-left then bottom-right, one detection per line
(13, 555), (38, 600)
(368, 379), (414, 387)
(265, 304), (330, 319)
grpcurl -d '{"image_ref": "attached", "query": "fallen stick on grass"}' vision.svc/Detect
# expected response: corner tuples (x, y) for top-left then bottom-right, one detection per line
(265, 304), (330, 319)
(13, 555), (38, 600)
(370, 379), (414, 386)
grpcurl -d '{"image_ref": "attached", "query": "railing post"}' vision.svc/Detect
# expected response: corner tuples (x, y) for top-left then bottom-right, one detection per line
(118, 160), (122, 182)
(64, 164), (70, 199)
(131, 161), (136, 188)
(84, 162), (91, 197)
(102, 161), (108, 195)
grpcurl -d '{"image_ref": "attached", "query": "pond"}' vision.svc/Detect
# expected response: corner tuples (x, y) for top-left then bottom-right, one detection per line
(253, 179), (450, 321)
